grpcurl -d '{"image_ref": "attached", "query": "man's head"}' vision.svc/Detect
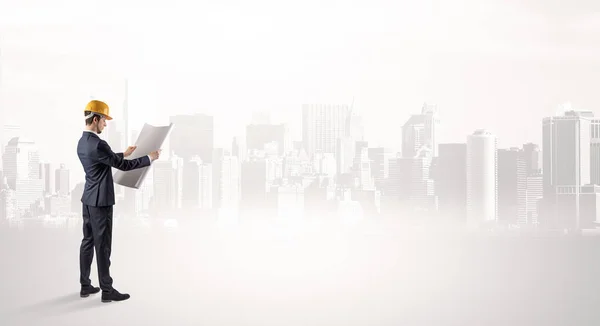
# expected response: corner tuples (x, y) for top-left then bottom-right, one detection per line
(84, 100), (112, 134)
(84, 111), (107, 134)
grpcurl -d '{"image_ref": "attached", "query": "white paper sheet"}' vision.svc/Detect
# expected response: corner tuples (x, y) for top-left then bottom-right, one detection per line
(113, 122), (174, 189)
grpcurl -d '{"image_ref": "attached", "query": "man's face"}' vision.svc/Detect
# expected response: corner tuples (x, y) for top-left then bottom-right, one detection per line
(95, 116), (107, 134)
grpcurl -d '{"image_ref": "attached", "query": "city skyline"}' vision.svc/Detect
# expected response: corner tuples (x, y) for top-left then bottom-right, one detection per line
(1, 101), (598, 233)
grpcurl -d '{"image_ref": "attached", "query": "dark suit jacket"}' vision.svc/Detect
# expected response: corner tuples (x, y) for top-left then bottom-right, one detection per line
(77, 131), (151, 207)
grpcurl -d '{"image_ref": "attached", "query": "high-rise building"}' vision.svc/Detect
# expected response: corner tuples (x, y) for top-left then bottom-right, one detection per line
(542, 110), (592, 229)
(182, 157), (212, 211)
(368, 147), (394, 190)
(152, 156), (184, 213)
(2, 137), (43, 216)
(522, 143), (542, 175)
(498, 148), (527, 226)
(525, 173), (543, 225)
(212, 149), (240, 209)
(543, 110), (591, 197)
(55, 164), (70, 196)
(169, 114), (214, 163)
(590, 119), (600, 185)
(232, 136), (247, 163)
(383, 151), (437, 212)
(434, 143), (467, 225)
(401, 103), (440, 158)
(335, 136), (355, 176)
(1, 125), (20, 164)
(302, 104), (351, 158)
(353, 147), (375, 190)
(3, 137), (40, 187)
(466, 130), (498, 227)
(39, 162), (55, 195)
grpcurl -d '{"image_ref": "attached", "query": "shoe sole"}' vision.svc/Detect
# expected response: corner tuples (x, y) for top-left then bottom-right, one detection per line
(101, 298), (129, 303)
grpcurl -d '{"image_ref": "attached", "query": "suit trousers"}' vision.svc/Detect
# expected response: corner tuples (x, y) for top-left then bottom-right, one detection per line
(79, 204), (114, 292)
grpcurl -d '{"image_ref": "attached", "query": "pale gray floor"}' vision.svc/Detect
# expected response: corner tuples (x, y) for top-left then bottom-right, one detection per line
(2, 216), (600, 326)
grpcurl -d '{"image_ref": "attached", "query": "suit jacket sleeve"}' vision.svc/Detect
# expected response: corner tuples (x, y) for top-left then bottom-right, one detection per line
(96, 140), (151, 171)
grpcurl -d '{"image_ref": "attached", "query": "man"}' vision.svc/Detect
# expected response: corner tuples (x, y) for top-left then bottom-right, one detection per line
(77, 100), (161, 303)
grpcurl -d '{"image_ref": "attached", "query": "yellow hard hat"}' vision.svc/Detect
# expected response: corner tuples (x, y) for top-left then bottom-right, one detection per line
(84, 100), (113, 120)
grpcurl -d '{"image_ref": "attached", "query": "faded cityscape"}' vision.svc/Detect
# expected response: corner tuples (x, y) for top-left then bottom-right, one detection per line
(0, 90), (595, 235)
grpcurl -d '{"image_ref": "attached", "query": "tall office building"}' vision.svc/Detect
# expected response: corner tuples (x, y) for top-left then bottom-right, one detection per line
(212, 149), (240, 209)
(232, 136), (247, 163)
(525, 173), (543, 225)
(543, 110), (592, 196)
(522, 143), (542, 175)
(302, 104), (351, 158)
(590, 119), (600, 185)
(2, 137), (43, 215)
(498, 148), (527, 226)
(434, 143), (467, 224)
(402, 103), (440, 158)
(182, 156), (212, 210)
(39, 162), (55, 195)
(3, 137), (40, 189)
(542, 110), (592, 229)
(55, 164), (70, 196)
(368, 147), (393, 190)
(1, 125), (21, 165)
(169, 114), (214, 163)
(153, 156), (184, 213)
(466, 130), (498, 227)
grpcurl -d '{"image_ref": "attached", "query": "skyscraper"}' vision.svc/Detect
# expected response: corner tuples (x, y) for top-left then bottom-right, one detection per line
(152, 156), (184, 213)
(302, 104), (351, 158)
(182, 156), (212, 211)
(39, 162), (55, 195)
(212, 149), (240, 209)
(497, 148), (527, 226)
(590, 119), (600, 185)
(434, 143), (467, 225)
(543, 110), (592, 197)
(2, 137), (43, 216)
(55, 164), (70, 196)
(522, 143), (542, 176)
(466, 130), (498, 227)
(542, 110), (592, 229)
(401, 103), (440, 158)
(368, 147), (394, 190)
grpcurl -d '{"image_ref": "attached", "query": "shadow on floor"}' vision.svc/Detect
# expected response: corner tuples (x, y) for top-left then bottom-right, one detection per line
(9, 292), (107, 319)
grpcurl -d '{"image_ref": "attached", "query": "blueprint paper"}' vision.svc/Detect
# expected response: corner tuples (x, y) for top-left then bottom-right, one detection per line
(113, 123), (174, 189)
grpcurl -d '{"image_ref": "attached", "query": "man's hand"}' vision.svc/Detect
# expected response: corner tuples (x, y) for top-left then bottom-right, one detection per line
(124, 146), (137, 158)
(149, 149), (161, 162)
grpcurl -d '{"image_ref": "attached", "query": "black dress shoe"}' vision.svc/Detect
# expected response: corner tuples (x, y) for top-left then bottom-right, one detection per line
(80, 285), (101, 298)
(101, 289), (130, 303)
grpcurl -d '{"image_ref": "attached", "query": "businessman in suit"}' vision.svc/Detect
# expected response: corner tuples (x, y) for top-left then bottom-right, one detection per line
(77, 100), (161, 303)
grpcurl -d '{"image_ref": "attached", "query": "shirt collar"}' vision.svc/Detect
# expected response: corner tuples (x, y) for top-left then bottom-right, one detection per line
(83, 129), (99, 135)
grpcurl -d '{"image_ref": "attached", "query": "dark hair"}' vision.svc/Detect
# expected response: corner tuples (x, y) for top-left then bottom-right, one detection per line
(84, 111), (102, 125)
